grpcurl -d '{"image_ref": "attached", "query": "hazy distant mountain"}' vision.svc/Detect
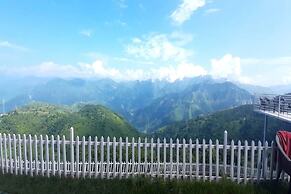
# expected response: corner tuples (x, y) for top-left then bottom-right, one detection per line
(154, 105), (291, 142)
(235, 83), (272, 95)
(1, 76), (253, 132)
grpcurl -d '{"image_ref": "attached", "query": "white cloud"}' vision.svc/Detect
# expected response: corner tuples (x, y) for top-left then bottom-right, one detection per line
(171, 0), (206, 25)
(0, 41), (29, 52)
(0, 60), (207, 82)
(210, 54), (291, 86)
(80, 29), (93, 37)
(210, 54), (241, 79)
(126, 33), (192, 62)
(150, 63), (207, 82)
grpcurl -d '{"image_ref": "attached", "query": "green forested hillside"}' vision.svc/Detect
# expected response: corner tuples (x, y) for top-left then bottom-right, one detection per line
(154, 105), (291, 142)
(0, 102), (139, 137)
(133, 82), (252, 132)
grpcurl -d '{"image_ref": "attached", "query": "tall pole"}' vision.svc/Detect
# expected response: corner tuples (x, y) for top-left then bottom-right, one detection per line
(263, 115), (268, 143)
(262, 114), (268, 178)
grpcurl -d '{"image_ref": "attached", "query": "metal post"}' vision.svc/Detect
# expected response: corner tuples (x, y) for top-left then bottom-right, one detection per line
(262, 115), (268, 178)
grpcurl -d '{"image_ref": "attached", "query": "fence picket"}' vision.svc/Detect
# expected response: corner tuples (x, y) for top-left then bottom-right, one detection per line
(57, 135), (61, 177)
(76, 136), (80, 178)
(88, 136), (92, 178)
(202, 139), (206, 181)
(216, 140), (219, 181)
(107, 137), (110, 179)
(94, 136), (98, 178)
(13, 134), (17, 175)
(82, 136), (85, 178)
(263, 141), (268, 180)
(46, 135), (49, 177)
(244, 140), (248, 184)
(176, 139), (180, 179)
(223, 131), (227, 176)
(40, 135), (44, 176)
(100, 136), (104, 179)
(150, 138), (153, 177)
(51, 135), (55, 176)
(196, 139), (199, 180)
(230, 140), (234, 181)
(251, 141), (255, 181)
(163, 138), (167, 179)
(137, 137), (141, 175)
(256, 141), (262, 182)
(170, 138), (173, 179)
(144, 138), (147, 176)
(237, 140), (241, 183)
(125, 137), (128, 178)
(182, 139), (186, 179)
(70, 128), (74, 178)
(28, 135), (33, 177)
(18, 134), (22, 175)
(209, 139), (213, 181)
(113, 137), (117, 178)
(157, 138), (160, 177)
(34, 135), (38, 176)
(119, 137), (122, 178)
(8, 134), (12, 174)
(4, 134), (8, 174)
(189, 139), (193, 180)
(62, 135), (67, 177)
(0, 134), (3, 174)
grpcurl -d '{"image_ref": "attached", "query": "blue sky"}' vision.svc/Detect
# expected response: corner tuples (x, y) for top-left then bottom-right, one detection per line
(0, 0), (291, 86)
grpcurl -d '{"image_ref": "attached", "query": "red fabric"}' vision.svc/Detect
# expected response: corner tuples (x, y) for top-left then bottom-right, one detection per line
(277, 130), (291, 159)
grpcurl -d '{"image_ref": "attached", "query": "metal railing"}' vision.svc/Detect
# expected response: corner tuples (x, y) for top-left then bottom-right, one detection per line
(254, 94), (291, 121)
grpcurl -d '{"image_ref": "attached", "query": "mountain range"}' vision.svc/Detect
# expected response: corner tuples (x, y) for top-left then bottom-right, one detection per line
(0, 76), (255, 132)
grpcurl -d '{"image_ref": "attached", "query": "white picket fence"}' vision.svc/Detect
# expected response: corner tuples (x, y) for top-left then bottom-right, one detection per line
(0, 128), (286, 183)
